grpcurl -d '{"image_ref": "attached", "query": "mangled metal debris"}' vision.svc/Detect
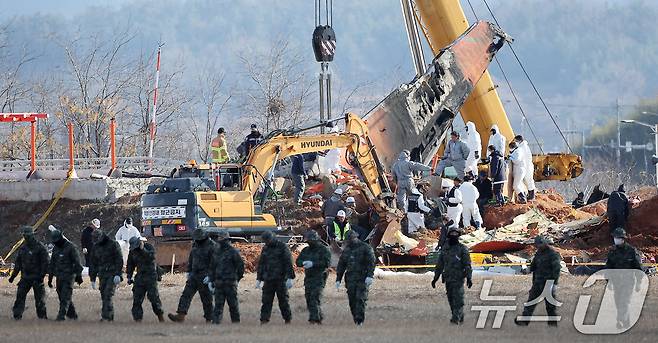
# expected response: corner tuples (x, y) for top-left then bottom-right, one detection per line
(365, 21), (509, 167)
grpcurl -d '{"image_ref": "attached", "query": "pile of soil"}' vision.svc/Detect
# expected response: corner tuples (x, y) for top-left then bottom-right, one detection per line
(559, 192), (658, 260)
(234, 242), (303, 274)
(482, 190), (593, 229)
(0, 197), (140, 261)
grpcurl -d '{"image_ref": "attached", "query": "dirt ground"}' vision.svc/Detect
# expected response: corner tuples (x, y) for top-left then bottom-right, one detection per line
(0, 273), (655, 343)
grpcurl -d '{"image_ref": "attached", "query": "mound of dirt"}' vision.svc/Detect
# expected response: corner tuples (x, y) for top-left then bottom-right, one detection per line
(483, 190), (593, 229)
(0, 197), (140, 261)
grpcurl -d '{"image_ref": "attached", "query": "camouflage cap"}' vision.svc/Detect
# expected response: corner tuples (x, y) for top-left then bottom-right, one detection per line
(534, 235), (549, 245)
(345, 230), (359, 240)
(216, 230), (230, 241)
(129, 236), (142, 250)
(49, 229), (63, 243)
(611, 227), (627, 238)
(20, 225), (34, 236)
(261, 230), (275, 242)
(191, 228), (208, 241)
(304, 230), (320, 242)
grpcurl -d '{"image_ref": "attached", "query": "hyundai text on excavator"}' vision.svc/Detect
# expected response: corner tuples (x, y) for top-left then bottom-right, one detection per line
(141, 19), (511, 265)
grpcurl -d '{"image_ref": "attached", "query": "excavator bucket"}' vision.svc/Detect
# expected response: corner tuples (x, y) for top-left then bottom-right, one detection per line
(365, 21), (510, 168)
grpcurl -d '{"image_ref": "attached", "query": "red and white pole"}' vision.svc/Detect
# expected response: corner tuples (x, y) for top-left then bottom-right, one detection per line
(148, 45), (162, 167)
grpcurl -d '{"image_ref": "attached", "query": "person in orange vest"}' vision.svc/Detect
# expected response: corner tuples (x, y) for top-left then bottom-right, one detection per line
(210, 128), (230, 163)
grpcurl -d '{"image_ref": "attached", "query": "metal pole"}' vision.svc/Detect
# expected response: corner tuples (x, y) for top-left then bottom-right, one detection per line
(30, 120), (36, 174)
(148, 46), (162, 165)
(327, 65), (332, 122)
(67, 122), (77, 178)
(110, 118), (117, 172)
(654, 124), (657, 191)
(399, 0), (426, 76)
(319, 65), (325, 134)
(616, 98), (621, 168)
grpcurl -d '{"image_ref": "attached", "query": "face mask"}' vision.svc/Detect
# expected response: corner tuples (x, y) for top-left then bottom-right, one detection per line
(54, 238), (65, 247)
(614, 238), (624, 246)
(448, 235), (459, 245)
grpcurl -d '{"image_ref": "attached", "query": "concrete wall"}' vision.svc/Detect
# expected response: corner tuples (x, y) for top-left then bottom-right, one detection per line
(0, 178), (153, 203)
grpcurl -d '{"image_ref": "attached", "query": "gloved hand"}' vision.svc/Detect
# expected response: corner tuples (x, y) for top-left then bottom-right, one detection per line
(48, 276), (53, 288)
(75, 275), (83, 285)
(82, 248), (88, 254)
(8, 275), (15, 283)
(207, 282), (215, 294)
(127, 278), (134, 285)
(113, 275), (122, 285)
(203, 276), (210, 285)
(91, 281), (97, 290)
(302, 261), (313, 269)
(335, 281), (341, 290)
(431, 278), (438, 289)
(255, 280), (263, 289)
(286, 279), (294, 289)
(365, 277), (374, 287)
(467, 279), (473, 289)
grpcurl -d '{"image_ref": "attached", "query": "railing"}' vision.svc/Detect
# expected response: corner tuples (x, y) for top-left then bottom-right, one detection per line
(0, 156), (184, 179)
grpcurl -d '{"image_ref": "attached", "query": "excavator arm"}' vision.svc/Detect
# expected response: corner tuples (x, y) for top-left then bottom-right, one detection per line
(242, 113), (393, 209)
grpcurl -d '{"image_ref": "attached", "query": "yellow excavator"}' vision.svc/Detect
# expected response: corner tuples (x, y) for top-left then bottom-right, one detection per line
(141, 113), (394, 265)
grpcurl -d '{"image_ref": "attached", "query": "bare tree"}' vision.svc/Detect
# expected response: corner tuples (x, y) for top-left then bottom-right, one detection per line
(53, 27), (138, 158)
(124, 51), (192, 158)
(189, 67), (231, 162)
(239, 39), (314, 132)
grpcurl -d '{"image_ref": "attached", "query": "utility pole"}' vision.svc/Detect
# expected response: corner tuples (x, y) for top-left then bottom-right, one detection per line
(148, 43), (164, 168)
(616, 98), (621, 168)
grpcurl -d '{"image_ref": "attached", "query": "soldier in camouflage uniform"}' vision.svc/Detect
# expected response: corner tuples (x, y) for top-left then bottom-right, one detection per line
(605, 228), (643, 329)
(127, 236), (164, 322)
(295, 230), (331, 324)
(169, 228), (215, 323)
(256, 231), (296, 324)
(208, 231), (245, 324)
(9, 226), (49, 320)
(431, 226), (472, 324)
(336, 230), (375, 326)
(515, 236), (561, 327)
(48, 228), (84, 321)
(89, 228), (124, 321)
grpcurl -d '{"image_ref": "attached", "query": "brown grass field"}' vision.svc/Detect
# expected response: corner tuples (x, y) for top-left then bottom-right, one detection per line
(0, 272), (655, 343)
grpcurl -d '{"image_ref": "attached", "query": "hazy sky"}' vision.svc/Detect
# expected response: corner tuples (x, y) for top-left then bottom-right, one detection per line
(1, 0), (134, 19)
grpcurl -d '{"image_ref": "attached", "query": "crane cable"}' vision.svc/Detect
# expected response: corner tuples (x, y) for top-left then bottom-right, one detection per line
(465, 0), (545, 154)
(481, 0), (574, 154)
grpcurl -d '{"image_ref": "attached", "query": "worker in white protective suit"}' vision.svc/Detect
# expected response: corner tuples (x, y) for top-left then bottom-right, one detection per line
(460, 174), (483, 229)
(319, 122), (342, 174)
(487, 124), (506, 158)
(392, 150), (431, 211)
(406, 187), (431, 235)
(464, 122), (482, 177)
(514, 135), (536, 200)
(507, 141), (527, 204)
(115, 217), (142, 265)
(441, 178), (463, 226)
